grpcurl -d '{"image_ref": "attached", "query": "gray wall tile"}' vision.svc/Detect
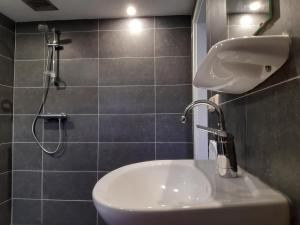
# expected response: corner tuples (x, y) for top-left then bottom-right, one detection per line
(59, 59), (98, 86)
(0, 144), (11, 173)
(12, 199), (41, 225)
(14, 60), (44, 87)
(155, 57), (191, 85)
(156, 85), (192, 113)
(99, 29), (154, 58)
(155, 28), (191, 56)
(13, 115), (42, 142)
(228, 13), (269, 26)
(0, 13), (15, 32)
(13, 143), (42, 170)
(13, 171), (41, 198)
(156, 143), (193, 160)
(156, 114), (193, 142)
(155, 16), (191, 28)
(15, 34), (44, 60)
(99, 17), (154, 30)
(0, 115), (12, 143)
(60, 32), (98, 59)
(16, 21), (46, 33)
(43, 201), (97, 225)
(44, 87), (98, 114)
(0, 57), (14, 86)
(43, 143), (97, 171)
(43, 172), (97, 200)
(99, 86), (155, 114)
(99, 115), (155, 142)
(245, 81), (300, 205)
(99, 58), (154, 86)
(14, 88), (43, 114)
(16, 20), (98, 33)
(44, 115), (98, 142)
(228, 25), (259, 39)
(0, 172), (11, 202)
(0, 27), (14, 59)
(98, 143), (155, 171)
(0, 200), (11, 225)
(49, 19), (98, 32)
(221, 99), (247, 167)
(0, 86), (13, 114)
(0, 15), (13, 225)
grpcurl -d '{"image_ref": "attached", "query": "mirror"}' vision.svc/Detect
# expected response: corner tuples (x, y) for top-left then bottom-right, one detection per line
(226, 0), (272, 38)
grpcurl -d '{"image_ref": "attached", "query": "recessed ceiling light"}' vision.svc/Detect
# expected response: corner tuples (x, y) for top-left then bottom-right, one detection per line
(126, 6), (136, 16)
(249, 1), (262, 11)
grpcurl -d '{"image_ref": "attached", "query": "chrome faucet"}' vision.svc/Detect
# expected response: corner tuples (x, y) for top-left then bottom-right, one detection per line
(181, 100), (238, 178)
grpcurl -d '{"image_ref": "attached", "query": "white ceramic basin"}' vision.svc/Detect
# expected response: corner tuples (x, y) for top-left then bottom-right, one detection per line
(93, 160), (289, 225)
(193, 35), (290, 94)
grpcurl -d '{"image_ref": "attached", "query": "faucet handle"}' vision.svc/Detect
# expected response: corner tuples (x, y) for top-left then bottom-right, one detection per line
(196, 125), (228, 138)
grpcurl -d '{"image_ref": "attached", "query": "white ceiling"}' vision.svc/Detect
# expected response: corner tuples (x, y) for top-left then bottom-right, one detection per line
(0, 0), (196, 22)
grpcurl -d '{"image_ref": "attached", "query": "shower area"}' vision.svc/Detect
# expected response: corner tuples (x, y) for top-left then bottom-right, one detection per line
(0, 11), (193, 225)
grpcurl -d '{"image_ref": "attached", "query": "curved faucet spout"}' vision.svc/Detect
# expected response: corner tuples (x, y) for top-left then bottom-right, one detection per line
(181, 100), (226, 131)
(181, 99), (238, 178)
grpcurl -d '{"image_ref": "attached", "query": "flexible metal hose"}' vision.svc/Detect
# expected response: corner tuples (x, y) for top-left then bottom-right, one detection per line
(31, 42), (64, 155)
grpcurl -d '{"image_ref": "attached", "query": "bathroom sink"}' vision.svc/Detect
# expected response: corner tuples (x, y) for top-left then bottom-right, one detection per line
(93, 160), (289, 225)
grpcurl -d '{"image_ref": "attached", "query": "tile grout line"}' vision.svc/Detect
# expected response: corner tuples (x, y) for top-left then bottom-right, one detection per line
(10, 23), (17, 224)
(14, 55), (191, 61)
(96, 18), (100, 225)
(0, 199), (11, 206)
(12, 197), (93, 202)
(13, 141), (193, 144)
(0, 171), (11, 176)
(15, 26), (191, 35)
(245, 102), (248, 170)
(0, 53), (14, 61)
(13, 170), (109, 173)
(0, 83), (14, 88)
(40, 29), (47, 225)
(154, 17), (157, 160)
(10, 113), (187, 116)
(0, 142), (12, 146)
(13, 83), (193, 88)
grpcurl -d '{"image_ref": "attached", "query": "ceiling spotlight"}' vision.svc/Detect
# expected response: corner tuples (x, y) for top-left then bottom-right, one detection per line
(249, 1), (262, 11)
(126, 6), (136, 16)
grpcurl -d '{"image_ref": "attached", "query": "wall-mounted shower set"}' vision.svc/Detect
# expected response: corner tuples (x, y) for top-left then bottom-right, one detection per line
(31, 24), (67, 155)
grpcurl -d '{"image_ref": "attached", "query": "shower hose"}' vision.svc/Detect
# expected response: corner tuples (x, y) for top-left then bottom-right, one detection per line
(31, 46), (64, 155)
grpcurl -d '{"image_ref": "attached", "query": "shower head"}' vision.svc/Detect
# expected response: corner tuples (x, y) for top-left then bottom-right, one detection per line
(38, 24), (49, 33)
(38, 24), (52, 43)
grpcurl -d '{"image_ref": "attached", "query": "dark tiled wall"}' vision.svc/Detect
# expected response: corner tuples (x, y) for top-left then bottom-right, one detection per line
(208, 0), (300, 224)
(0, 13), (14, 225)
(12, 16), (192, 225)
